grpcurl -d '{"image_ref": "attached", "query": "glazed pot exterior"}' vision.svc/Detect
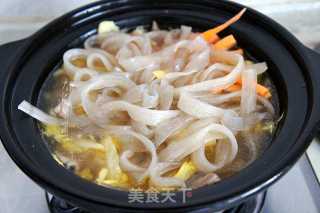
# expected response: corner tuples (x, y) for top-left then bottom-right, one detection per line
(0, 1), (320, 212)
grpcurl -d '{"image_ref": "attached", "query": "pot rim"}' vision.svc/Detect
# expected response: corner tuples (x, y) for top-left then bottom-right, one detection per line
(0, 0), (319, 211)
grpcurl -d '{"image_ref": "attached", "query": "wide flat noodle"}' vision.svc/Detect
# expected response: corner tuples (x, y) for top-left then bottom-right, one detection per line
(17, 21), (277, 191)
(159, 123), (238, 163)
(175, 51), (245, 93)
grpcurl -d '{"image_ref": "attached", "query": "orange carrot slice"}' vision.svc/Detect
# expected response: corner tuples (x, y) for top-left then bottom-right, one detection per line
(225, 84), (241, 92)
(213, 35), (237, 50)
(210, 84), (241, 94)
(211, 80), (271, 98)
(202, 8), (246, 43)
(236, 78), (271, 98)
(210, 87), (224, 94)
(256, 84), (272, 98)
(202, 32), (220, 43)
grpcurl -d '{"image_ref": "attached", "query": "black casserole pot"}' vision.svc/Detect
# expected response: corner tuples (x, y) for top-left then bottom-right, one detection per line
(1, 0), (320, 212)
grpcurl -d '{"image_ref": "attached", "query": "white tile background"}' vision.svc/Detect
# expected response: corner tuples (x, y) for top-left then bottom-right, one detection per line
(0, 0), (319, 46)
(0, 0), (95, 43)
(0, 1), (319, 213)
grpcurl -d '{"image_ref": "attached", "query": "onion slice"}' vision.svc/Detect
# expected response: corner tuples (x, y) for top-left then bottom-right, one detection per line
(18, 101), (63, 125)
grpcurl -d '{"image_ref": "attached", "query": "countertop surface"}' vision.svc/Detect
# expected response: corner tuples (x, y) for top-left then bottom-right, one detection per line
(1, 1), (320, 213)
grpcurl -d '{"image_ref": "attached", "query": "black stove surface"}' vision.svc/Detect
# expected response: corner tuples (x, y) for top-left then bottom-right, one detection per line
(46, 191), (266, 213)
